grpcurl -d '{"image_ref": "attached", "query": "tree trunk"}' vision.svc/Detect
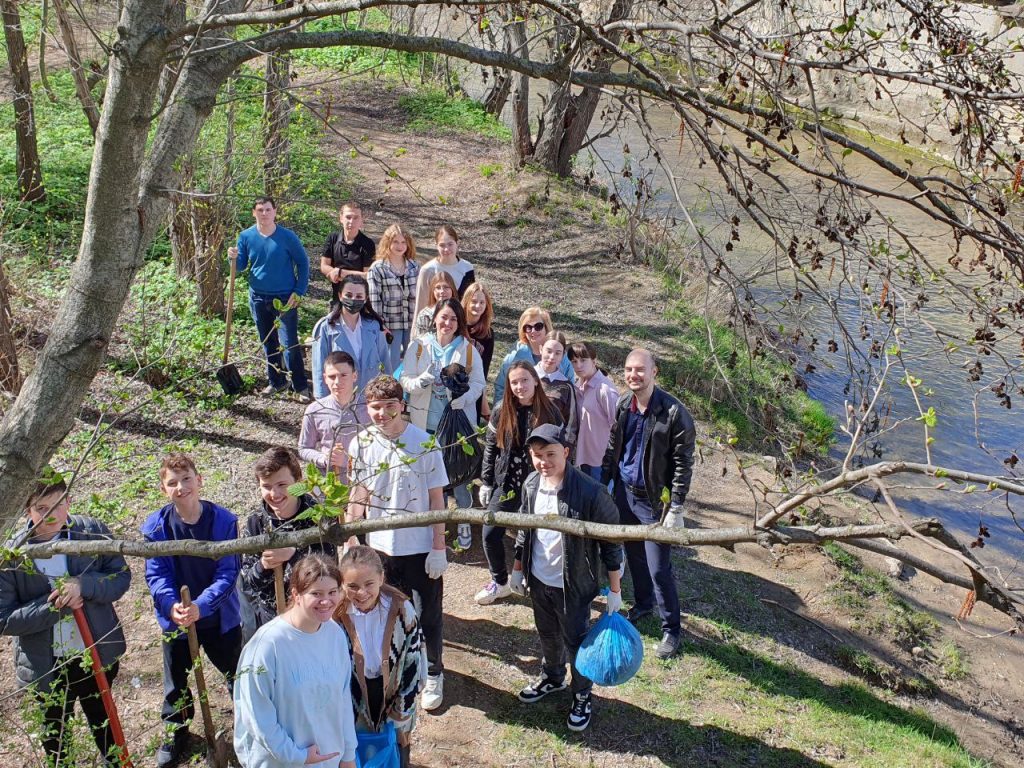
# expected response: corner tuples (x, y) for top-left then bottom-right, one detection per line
(51, 0), (101, 136)
(263, 1), (294, 197)
(2, 0), (45, 202)
(0, 257), (21, 394)
(508, 15), (532, 164)
(37, 0), (57, 103)
(530, 0), (633, 177)
(0, 0), (247, 528)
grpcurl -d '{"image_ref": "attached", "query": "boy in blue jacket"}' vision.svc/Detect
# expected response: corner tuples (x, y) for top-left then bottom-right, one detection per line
(141, 453), (241, 768)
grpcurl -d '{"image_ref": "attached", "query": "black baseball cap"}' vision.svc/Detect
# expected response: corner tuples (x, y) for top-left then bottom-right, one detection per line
(527, 423), (567, 447)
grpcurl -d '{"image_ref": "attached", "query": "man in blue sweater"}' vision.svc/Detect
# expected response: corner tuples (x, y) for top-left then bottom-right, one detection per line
(142, 453), (242, 767)
(229, 197), (311, 398)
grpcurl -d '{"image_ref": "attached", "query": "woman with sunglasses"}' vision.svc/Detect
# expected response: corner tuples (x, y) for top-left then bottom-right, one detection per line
(492, 307), (575, 407)
(368, 224), (420, 372)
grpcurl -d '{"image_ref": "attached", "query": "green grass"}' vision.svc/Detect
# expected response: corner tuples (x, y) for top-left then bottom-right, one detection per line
(658, 278), (836, 454)
(398, 89), (511, 139)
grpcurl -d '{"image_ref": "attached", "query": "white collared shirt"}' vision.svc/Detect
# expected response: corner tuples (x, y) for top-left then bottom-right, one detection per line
(531, 479), (564, 588)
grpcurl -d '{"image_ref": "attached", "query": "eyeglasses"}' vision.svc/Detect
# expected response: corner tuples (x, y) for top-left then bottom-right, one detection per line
(522, 321), (546, 333)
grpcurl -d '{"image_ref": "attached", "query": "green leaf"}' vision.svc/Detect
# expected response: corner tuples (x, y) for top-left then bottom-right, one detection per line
(660, 487), (670, 505)
(461, 441), (475, 456)
(288, 481), (309, 497)
(272, 298), (284, 311)
(934, 468), (949, 478)
(916, 407), (937, 428)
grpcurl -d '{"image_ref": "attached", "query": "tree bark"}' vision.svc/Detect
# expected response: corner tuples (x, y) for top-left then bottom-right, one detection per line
(0, 0), (247, 526)
(263, 1), (294, 197)
(2, 0), (46, 202)
(51, 0), (101, 136)
(0, 256), (21, 394)
(507, 14), (533, 164)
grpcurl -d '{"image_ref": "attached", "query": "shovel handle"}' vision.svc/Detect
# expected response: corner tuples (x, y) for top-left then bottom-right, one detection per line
(222, 253), (237, 366)
(179, 586), (218, 749)
(72, 607), (132, 767)
(273, 566), (287, 615)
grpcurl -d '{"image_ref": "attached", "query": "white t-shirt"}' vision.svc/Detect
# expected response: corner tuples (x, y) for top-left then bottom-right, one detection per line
(348, 593), (392, 678)
(349, 423), (449, 556)
(531, 481), (564, 589)
(341, 315), (362, 360)
(33, 553), (85, 656)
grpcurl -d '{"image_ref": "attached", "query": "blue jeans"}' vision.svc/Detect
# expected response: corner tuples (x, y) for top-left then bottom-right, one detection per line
(386, 327), (410, 372)
(249, 292), (308, 391)
(614, 482), (681, 636)
(580, 464), (603, 482)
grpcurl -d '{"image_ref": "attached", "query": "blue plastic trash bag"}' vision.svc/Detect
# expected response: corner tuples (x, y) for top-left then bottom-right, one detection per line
(356, 722), (400, 768)
(575, 611), (645, 686)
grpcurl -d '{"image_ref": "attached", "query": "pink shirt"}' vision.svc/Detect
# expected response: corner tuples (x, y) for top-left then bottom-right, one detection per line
(574, 369), (620, 468)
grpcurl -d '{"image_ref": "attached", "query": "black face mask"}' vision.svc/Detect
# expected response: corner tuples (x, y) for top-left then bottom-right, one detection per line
(341, 298), (366, 314)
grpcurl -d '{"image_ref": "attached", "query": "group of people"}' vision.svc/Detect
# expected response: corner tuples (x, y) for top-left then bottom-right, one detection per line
(0, 197), (697, 768)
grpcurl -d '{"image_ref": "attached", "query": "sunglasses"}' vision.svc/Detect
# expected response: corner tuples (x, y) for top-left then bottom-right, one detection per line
(522, 321), (547, 333)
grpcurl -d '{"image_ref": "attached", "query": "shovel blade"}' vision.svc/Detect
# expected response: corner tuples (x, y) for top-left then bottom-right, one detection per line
(216, 364), (243, 395)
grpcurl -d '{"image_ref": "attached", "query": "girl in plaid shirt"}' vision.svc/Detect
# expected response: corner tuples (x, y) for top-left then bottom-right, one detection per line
(368, 224), (421, 371)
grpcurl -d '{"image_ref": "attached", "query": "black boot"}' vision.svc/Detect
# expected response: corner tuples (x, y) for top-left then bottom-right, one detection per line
(399, 744), (411, 768)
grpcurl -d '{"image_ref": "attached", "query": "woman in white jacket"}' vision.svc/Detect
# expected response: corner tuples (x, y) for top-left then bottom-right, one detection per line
(399, 298), (485, 432)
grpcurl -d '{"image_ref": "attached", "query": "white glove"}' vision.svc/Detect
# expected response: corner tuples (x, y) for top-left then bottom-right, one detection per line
(509, 570), (526, 596)
(606, 589), (623, 615)
(479, 485), (493, 507)
(449, 395), (466, 409)
(415, 369), (435, 388)
(425, 548), (448, 579)
(663, 505), (686, 529)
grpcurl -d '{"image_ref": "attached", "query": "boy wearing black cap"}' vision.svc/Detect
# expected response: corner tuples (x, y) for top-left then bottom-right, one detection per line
(509, 423), (623, 732)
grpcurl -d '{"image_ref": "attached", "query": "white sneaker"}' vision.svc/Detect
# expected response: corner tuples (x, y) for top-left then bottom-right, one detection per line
(457, 524), (472, 549)
(421, 673), (444, 711)
(474, 580), (513, 605)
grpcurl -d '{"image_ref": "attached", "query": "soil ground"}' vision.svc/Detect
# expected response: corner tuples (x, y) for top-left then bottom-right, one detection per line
(1, 67), (1022, 768)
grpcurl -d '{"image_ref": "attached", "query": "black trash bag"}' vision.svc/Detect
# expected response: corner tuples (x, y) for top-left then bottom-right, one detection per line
(439, 362), (471, 399)
(436, 403), (482, 487)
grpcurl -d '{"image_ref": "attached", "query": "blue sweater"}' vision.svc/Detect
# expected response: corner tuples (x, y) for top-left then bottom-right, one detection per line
(493, 341), (575, 405)
(141, 501), (241, 634)
(236, 225), (310, 297)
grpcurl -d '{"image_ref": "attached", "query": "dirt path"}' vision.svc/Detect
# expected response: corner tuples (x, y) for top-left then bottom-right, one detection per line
(0, 75), (1021, 768)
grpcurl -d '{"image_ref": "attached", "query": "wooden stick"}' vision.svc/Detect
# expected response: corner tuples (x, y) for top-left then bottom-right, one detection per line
(179, 586), (217, 751)
(273, 565), (286, 614)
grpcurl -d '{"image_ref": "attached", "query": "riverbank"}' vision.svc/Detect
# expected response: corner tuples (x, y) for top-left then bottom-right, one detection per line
(1, 61), (1022, 768)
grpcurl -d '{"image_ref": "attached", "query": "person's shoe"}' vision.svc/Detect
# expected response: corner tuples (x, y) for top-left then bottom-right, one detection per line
(421, 673), (444, 711)
(155, 729), (189, 767)
(517, 675), (569, 703)
(293, 386), (313, 403)
(457, 523), (472, 549)
(261, 382), (288, 396)
(626, 606), (654, 625)
(474, 580), (513, 605)
(655, 632), (681, 659)
(566, 692), (593, 732)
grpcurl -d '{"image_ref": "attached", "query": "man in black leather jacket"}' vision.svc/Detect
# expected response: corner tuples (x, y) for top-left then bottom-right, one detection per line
(510, 423), (623, 732)
(601, 348), (695, 658)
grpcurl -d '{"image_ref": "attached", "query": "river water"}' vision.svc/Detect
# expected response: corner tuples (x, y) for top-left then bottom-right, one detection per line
(584, 98), (1024, 570)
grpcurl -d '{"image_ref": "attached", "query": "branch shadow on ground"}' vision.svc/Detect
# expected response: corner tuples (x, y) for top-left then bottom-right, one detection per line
(438, 666), (834, 767)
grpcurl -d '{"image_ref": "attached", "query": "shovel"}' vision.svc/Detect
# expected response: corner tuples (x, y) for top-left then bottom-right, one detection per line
(179, 586), (234, 767)
(72, 607), (133, 767)
(273, 565), (287, 614)
(216, 254), (243, 395)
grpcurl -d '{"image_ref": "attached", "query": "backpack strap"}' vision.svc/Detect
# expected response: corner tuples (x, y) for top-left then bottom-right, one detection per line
(466, 341), (474, 374)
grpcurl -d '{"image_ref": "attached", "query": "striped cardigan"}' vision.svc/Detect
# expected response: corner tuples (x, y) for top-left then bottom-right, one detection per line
(335, 585), (425, 733)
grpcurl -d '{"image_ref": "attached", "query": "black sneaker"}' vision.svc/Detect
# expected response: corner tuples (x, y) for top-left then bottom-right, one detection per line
(626, 606), (654, 625)
(517, 675), (569, 703)
(566, 692), (593, 731)
(655, 632), (681, 659)
(155, 729), (189, 767)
